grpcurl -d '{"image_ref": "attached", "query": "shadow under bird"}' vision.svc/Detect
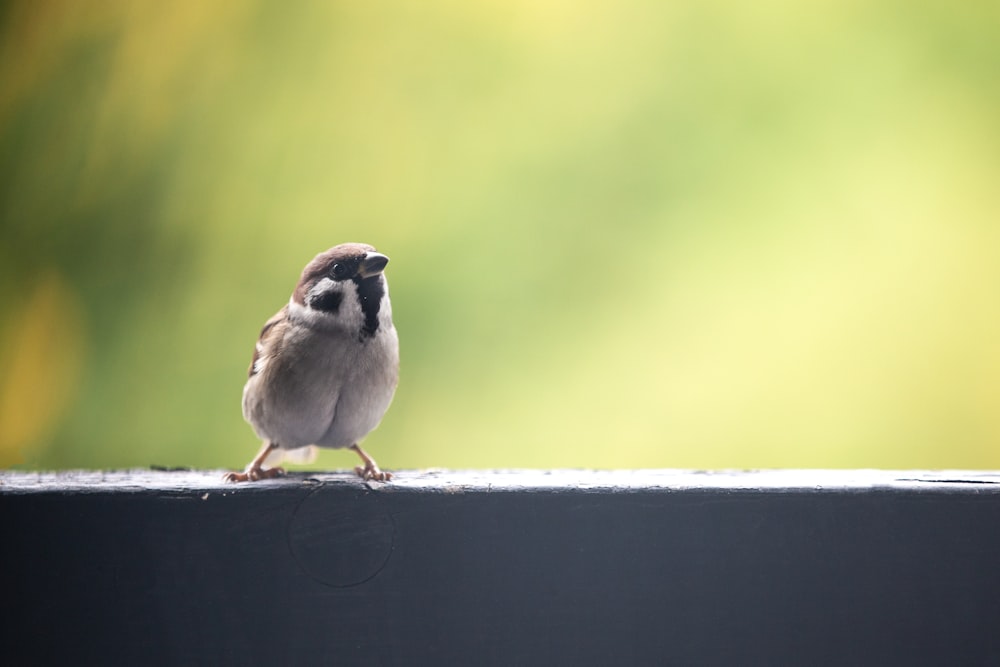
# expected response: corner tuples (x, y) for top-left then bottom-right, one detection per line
(225, 242), (399, 482)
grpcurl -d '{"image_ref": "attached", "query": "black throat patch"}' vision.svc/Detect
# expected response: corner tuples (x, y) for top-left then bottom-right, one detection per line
(307, 290), (343, 314)
(354, 275), (384, 338)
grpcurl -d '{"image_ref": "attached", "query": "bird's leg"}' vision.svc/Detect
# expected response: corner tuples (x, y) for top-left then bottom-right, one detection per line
(350, 443), (393, 482)
(223, 441), (285, 483)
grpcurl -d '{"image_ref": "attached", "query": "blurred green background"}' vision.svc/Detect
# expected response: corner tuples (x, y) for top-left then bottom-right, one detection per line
(2, 0), (999, 472)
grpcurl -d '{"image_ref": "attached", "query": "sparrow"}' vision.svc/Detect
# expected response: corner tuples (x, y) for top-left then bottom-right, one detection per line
(224, 242), (399, 483)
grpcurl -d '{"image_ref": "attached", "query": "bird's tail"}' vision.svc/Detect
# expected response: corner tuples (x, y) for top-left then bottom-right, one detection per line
(264, 444), (318, 467)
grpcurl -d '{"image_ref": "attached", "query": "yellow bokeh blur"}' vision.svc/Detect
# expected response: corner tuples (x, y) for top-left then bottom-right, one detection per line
(0, 271), (85, 465)
(1, 0), (998, 470)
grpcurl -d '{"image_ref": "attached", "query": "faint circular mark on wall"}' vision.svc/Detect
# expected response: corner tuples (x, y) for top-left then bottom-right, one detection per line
(287, 486), (395, 587)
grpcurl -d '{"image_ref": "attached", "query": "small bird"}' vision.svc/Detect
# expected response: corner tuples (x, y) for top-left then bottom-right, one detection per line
(225, 242), (399, 483)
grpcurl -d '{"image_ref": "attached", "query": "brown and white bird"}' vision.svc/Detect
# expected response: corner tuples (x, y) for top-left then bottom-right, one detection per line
(225, 242), (399, 483)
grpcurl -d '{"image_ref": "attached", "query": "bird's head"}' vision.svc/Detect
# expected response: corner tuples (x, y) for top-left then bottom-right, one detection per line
(291, 242), (391, 337)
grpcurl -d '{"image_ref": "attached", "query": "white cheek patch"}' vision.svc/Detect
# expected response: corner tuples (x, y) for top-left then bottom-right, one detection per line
(289, 284), (365, 332)
(308, 277), (336, 300)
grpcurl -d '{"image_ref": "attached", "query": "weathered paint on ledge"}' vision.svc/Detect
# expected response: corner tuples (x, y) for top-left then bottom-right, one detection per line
(2, 467), (1000, 493)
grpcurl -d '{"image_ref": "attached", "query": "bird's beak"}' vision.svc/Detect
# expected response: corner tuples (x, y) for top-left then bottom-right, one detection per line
(358, 252), (390, 278)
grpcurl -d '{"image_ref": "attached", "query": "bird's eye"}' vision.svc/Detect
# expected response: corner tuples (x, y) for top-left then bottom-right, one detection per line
(331, 263), (348, 279)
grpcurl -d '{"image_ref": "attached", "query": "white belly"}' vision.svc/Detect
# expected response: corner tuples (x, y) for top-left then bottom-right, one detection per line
(242, 325), (399, 449)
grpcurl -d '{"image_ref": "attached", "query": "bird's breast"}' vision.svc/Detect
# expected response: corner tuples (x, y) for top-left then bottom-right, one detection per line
(243, 324), (398, 448)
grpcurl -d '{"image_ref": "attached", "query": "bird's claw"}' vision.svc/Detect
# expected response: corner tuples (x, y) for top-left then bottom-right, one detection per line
(223, 466), (286, 483)
(354, 464), (393, 482)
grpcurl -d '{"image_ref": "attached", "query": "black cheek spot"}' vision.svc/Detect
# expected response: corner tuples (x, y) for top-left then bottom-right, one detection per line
(308, 291), (343, 314)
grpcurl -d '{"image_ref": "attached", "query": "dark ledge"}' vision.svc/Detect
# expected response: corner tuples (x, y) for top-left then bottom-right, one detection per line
(4, 469), (1000, 666)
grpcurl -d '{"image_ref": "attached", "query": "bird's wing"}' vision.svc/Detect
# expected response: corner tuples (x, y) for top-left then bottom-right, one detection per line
(248, 306), (288, 378)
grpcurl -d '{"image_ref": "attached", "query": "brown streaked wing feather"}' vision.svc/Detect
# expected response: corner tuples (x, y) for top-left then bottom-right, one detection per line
(248, 307), (287, 378)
